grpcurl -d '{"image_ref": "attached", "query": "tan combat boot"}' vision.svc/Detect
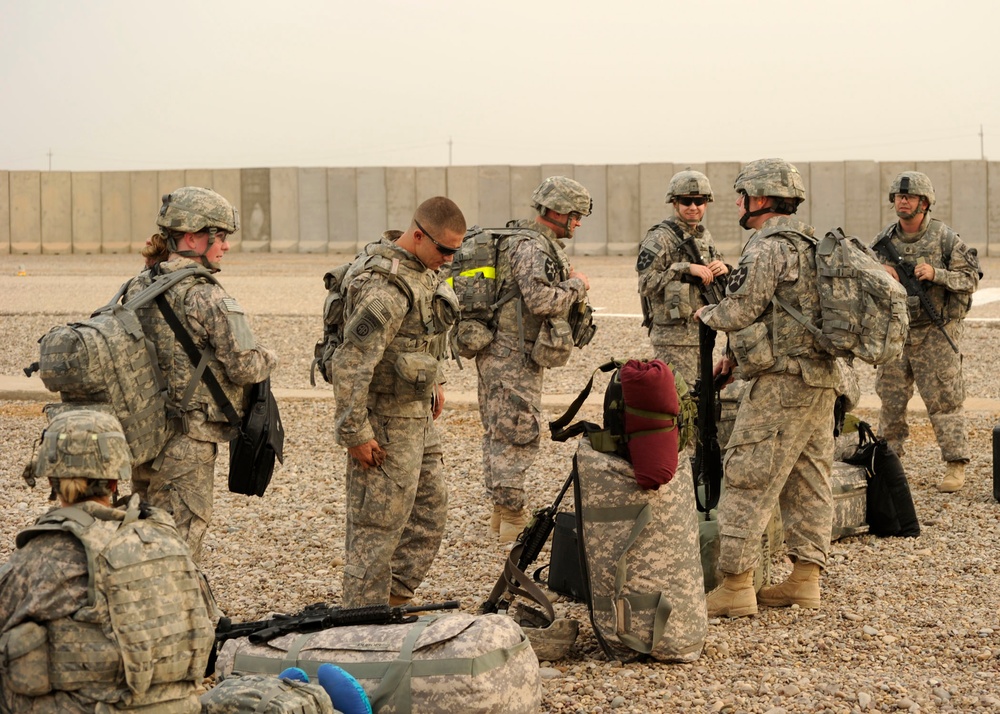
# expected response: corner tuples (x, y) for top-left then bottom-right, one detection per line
(706, 570), (757, 618)
(757, 561), (821, 609)
(937, 462), (965, 493)
(498, 506), (529, 544)
(388, 594), (411, 606)
(489, 504), (502, 536)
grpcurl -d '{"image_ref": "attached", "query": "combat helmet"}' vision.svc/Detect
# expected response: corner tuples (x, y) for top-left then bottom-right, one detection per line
(157, 186), (240, 237)
(665, 170), (714, 203)
(25, 409), (133, 493)
(733, 158), (806, 202)
(889, 171), (935, 206)
(531, 176), (593, 217)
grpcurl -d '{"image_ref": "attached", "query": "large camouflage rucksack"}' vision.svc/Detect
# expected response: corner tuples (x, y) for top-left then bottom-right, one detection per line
(446, 224), (522, 358)
(201, 674), (335, 714)
(767, 227), (909, 365)
(27, 265), (216, 466)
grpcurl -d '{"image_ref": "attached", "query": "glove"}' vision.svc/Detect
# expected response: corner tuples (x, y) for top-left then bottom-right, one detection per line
(317, 663), (372, 714)
(278, 667), (310, 683)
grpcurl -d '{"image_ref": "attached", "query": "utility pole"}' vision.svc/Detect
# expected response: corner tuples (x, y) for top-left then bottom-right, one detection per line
(47, 148), (52, 171)
(980, 124), (985, 160)
(448, 137), (453, 167)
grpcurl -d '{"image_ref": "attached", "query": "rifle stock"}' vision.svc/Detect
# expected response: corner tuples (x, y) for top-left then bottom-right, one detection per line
(872, 234), (959, 353)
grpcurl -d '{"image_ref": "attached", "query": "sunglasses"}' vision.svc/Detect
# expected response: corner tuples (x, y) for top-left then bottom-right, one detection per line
(414, 219), (460, 256)
(676, 196), (709, 207)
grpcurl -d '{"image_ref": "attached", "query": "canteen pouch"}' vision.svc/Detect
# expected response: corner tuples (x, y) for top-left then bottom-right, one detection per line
(531, 318), (574, 368)
(393, 352), (439, 402)
(730, 321), (775, 377)
(0, 621), (52, 696)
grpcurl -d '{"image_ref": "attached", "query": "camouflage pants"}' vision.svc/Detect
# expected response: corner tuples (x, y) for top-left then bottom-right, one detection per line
(652, 343), (699, 390)
(875, 321), (967, 462)
(132, 433), (216, 561)
(343, 414), (446, 608)
(476, 344), (545, 511)
(718, 372), (835, 575)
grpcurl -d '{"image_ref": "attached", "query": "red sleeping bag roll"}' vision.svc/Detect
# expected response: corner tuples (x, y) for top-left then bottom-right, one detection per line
(621, 359), (679, 490)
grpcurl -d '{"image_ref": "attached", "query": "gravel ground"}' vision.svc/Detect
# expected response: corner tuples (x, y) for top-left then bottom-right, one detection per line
(2, 253), (1000, 713)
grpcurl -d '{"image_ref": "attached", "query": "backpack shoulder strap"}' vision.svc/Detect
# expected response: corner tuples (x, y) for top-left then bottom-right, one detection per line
(549, 361), (621, 443)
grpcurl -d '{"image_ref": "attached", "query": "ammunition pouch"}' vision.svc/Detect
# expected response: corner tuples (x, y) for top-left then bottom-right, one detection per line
(731, 321), (775, 378)
(569, 302), (597, 348)
(531, 318), (574, 368)
(393, 352), (439, 402)
(455, 319), (494, 358)
(0, 621), (52, 696)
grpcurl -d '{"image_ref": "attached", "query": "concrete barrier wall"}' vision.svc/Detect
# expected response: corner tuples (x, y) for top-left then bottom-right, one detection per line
(3, 161), (998, 257)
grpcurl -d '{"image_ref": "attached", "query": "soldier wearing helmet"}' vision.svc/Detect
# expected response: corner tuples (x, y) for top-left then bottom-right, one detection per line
(694, 159), (839, 618)
(1, 409), (218, 712)
(478, 176), (595, 542)
(127, 187), (276, 560)
(873, 171), (980, 493)
(636, 169), (728, 384)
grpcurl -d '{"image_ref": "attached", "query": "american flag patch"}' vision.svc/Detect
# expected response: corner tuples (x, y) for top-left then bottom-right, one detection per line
(222, 297), (245, 314)
(368, 298), (390, 326)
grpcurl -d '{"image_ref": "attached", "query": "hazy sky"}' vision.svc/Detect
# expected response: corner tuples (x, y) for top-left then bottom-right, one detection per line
(2, 0), (997, 172)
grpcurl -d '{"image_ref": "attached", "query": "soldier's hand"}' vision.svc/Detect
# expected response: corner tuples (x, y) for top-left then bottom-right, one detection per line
(883, 265), (900, 282)
(348, 440), (386, 468)
(707, 260), (729, 277)
(689, 264), (714, 285)
(432, 384), (445, 420)
(570, 269), (590, 291)
(713, 357), (734, 387)
(914, 263), (935, 281)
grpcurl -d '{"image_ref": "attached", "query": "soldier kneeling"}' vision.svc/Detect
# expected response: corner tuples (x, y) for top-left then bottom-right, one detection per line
(0, 409), (218, 713)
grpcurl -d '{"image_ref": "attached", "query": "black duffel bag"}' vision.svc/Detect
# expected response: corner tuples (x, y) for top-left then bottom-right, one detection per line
(844, 421), (919, 537)
(229, 377), (284, 497)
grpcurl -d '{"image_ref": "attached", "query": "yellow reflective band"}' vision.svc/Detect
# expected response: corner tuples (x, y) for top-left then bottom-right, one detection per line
(460, 267), (495, 279)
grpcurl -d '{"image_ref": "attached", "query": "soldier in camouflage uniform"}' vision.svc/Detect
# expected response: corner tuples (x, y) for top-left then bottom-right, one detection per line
(127, 187), (276, 561)
(331, 197), (465, 607)
(873, 172), (980, 493)
(695, 159), (839, 618)
(637, 170), (728, 385)
(477, 177), (593, 543)
(1, 410), (217, 713)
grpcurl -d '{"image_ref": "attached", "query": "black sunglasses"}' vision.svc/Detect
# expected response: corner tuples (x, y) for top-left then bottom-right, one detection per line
(676, 196), (709, 207)
(414, 219), (460, 256)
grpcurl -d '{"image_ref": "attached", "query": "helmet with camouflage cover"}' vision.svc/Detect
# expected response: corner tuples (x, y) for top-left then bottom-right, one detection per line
(157, 186), (240, 237)
(665, 170), (714, 203)
(531, 176), (593, 217)
(28, 409), (133, 486)
(733, 158), (806, 202)
(889, 171), (935, 207)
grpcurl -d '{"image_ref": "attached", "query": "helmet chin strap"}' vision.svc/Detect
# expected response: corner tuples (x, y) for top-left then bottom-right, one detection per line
(737, 192), (766, 229)
(172, 232), (221, 272)
(895, 202), (927, 221)
(542, 209), (574, 238)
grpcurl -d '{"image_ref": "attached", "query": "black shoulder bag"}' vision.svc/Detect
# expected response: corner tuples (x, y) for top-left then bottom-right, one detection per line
(156, 295), (283, 497)
(843, 421), (919, 537)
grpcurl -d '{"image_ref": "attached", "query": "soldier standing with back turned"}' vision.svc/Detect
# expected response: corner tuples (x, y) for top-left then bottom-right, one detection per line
(872, 171), (980, 493)
(637, 169), (728, 385)
(695, 159), (839, 618)
(477, 177), (594, 543)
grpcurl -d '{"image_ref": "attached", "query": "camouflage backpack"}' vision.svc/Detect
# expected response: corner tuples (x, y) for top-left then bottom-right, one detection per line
(767, 227), (909, 365)
(445, 224), (523, 359)
(26, 265), (216, 466)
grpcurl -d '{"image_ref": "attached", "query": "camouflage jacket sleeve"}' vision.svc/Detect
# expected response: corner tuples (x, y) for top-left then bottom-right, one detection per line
(0, 534), (88, 634)
(185, 283), (277, 385)
(934, 233), (980, 295)
(331, 274), (409, 448)
(509, 237), (587, 317)
(636, 227), (692, 298)
(700, 235), (795, 333)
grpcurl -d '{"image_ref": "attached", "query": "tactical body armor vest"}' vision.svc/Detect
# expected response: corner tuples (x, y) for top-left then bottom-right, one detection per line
(875, 218), (969, 327)
(7, 498), (215, 712)
(343, 241), (458, 412)
(493, 221), (573, 349)
(126, 258), (247, 433)
(639, 218), (721, 327)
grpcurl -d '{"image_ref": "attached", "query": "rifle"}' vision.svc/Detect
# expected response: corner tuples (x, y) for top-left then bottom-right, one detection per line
(480, 471), (575, 618)
(872, 233), (959, 353)
(215, 600), (460, 647)
(675, 233), (726, 513)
